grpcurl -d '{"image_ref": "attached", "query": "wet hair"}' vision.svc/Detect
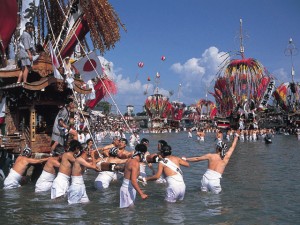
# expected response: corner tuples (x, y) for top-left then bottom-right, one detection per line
(22, 146), (32, 157)
(52, 145), (65, 156)
(109, 147), (119, 157)
(132, 144), (147, 162)
(25, 22), (34, 28)
(120, 138), (128, 145)
(158, 140), (167, 147)
(69, 140), (82, 152)
(140, 138), (149, 145)
(216, 142), (228, 160)
(161, 145), (172, 157)
(86, 138), (93, 144)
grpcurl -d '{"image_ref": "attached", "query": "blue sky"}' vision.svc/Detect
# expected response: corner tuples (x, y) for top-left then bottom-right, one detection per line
(99, 0), (300, 114)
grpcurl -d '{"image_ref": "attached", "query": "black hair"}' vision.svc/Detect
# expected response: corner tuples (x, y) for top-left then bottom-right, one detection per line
(69, 140), (82, 152)
(161, 145), (172, 157)
(140, 138), (149, 145)
(135, 143), (147, 153)
(120, 138), (128, 145)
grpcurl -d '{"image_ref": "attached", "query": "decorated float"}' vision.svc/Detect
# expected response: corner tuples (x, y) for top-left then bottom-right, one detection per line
(0, 0), (123, 177)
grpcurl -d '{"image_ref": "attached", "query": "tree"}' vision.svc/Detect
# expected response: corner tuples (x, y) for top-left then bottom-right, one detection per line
(96, 101), (111, 114)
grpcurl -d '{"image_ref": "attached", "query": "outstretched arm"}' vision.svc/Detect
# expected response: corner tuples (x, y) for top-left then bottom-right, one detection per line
(185, 154), (210, 162)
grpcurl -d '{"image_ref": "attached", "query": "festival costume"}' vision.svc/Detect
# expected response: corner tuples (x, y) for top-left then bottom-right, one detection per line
(51, 107), (69, 146)
(160, 158), (186, 202)
(35, 170), (56, 192)
(94, 171), (117, 190)
(200, 136), (205, 141)
(19, 31), (35, 66)
(51, 172), (70, 199)
(68, 176), (89, 204)
(165, 174), (186, 202)
(120, 178), (136, 208)
(3, 169), (22, 189)
(201, 169), (222, 194)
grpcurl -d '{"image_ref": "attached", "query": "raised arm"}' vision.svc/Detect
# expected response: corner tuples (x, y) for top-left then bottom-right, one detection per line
(27, 157), (49, 164)
(224, 132), (239, 160)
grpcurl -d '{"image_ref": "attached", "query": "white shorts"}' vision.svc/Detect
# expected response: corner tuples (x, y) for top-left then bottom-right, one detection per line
(94, 171), (117, 190)
(68, 176), (89, 204)
(120, 178), (136, 208)
(201, 169), (222, 194)
(3, 169), (22, 189)
(51, 172), (70, 199)
(35, 170), (56, 192)
(165, 174), (186, 203)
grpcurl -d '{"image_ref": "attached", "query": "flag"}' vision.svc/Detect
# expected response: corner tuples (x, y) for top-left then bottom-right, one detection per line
(73, 51), (114, 82)
(0, 0), (18, 50)
(48, 41), (63, 79)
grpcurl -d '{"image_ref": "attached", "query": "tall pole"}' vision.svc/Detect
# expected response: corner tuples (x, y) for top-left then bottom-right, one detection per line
(284, 38), (298, 83)
(239, 19), (245, 59)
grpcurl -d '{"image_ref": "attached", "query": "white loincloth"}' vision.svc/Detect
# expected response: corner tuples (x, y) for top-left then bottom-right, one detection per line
(51, 172), (70, 199)
(35, 170), (56, 192)
(165, 174), (186, 203)
(68, 176), (89, 204)
(3, 169), (22, 189)
(201, 169), (222, 194)
(120, 178), (136, 208)
(94, 171), (117, 190)
(200, 137), (205, 141)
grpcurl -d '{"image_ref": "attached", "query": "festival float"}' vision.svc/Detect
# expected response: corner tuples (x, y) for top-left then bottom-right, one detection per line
(211, 19), (275, 129)
(144, 67), (186, 131)
(0, 0), (123, 177)
(273, 38), (300, 127)
(194, 99), (217, 128)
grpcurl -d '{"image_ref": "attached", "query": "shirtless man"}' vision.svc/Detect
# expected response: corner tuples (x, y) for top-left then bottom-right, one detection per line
(51, 140), (81, 199)
(120, 144), (148, 208)
(67, 145), (100, 204)
(99, 136), (120, 157)
(216, 129), (223, 143)
(186, 130), (240, 194)
(197, 129), (205, 141)
(146, 145), (190, 203)
(94, 147), (127, 190)
(117, 138), (133, 159)
(35, 151), (62, 192)
(3, 147), (49, 189)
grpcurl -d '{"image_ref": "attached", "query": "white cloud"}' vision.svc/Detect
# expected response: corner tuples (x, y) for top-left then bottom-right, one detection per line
(272, 68), (289, 83)
(170, 46), (227, 103)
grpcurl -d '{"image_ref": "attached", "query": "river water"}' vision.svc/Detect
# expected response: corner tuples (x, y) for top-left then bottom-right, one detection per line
(0, 132), (300, 225)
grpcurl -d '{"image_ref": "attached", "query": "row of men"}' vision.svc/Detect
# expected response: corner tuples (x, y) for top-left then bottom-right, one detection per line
(2, 131), (240, 208)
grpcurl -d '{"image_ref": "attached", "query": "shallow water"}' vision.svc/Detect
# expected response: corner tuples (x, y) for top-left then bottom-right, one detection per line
(1, 132), (300, 225)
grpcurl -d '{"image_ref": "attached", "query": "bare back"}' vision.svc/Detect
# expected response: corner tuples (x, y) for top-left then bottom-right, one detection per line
(59, 152), (75, 176)
(43, 156), (61, 175)
(13, 156), (49, 176)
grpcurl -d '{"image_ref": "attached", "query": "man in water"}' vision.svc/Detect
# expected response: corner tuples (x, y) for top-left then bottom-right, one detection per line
(51, 140), (80, 199)
(146, 145), (190, 203)
(119, 144), (148, 208)
(185, 130), (240, 194)
(3, 147), (49, 189)
(67, 142), (100, 204)
(35, 150), (62, 192)
(94, 147), (128, 190)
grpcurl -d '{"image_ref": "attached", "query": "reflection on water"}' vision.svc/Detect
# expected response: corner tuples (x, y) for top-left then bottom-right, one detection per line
(1, 133), (300, 224)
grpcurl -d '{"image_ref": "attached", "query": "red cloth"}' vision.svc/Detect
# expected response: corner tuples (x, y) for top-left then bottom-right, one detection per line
(0, 0), (18, 50)
(86, 78), (117, 109)
(60, 16), (89, 59)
